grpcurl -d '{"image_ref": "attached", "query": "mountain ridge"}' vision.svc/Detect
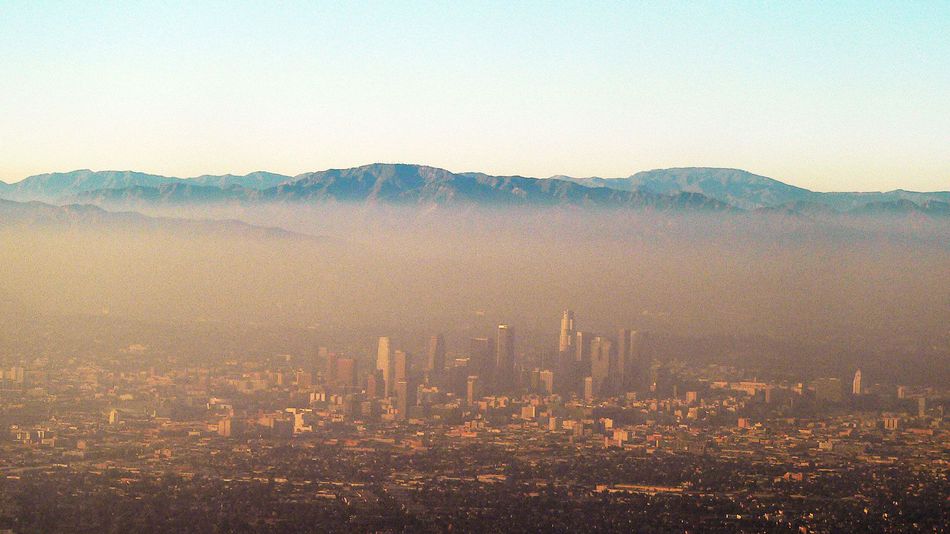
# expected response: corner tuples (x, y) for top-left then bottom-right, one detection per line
(66, 163), (735, 211)
(0, 198), (315, 240)
(0, 169), (292, 202)
(3, 164), (948, 212)
(554, 167), (950, 211)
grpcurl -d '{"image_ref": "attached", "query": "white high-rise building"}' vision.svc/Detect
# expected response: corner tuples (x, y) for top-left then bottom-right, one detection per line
(376, 337), (393, 398)
(558, 310), (575, 354)
(852, 369), (862, 396)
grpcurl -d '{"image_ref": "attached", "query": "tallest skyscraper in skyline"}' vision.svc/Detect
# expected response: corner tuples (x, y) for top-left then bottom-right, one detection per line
(558, 310), (575, 355)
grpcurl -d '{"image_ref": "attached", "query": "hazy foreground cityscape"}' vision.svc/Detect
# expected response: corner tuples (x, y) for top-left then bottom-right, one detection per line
(0, 301), (947, 532)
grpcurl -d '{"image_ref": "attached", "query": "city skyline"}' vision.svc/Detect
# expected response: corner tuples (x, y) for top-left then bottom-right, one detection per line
(2, 2), (947, 530)
(1, 299), (944, 531)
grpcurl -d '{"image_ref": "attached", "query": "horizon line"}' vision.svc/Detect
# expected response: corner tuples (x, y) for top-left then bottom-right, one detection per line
(2, 163), (948, 195)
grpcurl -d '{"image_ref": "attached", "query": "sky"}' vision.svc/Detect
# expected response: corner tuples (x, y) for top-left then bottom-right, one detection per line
(0, 1), (947, 191)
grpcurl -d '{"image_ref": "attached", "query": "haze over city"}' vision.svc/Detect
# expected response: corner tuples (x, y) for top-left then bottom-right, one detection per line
(0, 2), (948, 533)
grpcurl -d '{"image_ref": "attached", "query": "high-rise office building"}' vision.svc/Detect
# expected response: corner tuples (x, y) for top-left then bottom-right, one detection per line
(446, 360), (471, 399)
(621, 330), (651, 393)
(558, 310), (575, 354)
(852, 369), (862, 396)
(583, 376), (594, 403)
(376, 337), (393, 398)
(426, 334), (446, 373)
(590, 336), (613, 397)
(394, 350), (411, 385)
(318, 346), (331, 380)
(570, 331), (593, 395)
(395, 380), (415, 421)
(366, 369), (384, 399)
(539, 369), (554, 395)
(326, 351), (338, 387)
(530, 368), (541, 391)
(469, 337), (494, 383)
(336, 358), (358, 392)
(616, 329), (631, 391)
(574, 331), (592, 363)
(466, 375), (480, 406)
(495, 324), (515, 391)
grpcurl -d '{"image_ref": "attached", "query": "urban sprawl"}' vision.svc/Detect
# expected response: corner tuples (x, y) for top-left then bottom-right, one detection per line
(0, 311), (947, 532)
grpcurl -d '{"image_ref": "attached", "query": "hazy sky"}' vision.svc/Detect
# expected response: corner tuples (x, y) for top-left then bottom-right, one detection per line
(1, 1), (947, 191)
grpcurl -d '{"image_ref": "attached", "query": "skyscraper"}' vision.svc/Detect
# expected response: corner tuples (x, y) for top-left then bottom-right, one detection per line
(469, 337), (494, 383)
(395, 380), (415, 421)
(426, 334), (446, 374)
(336, 358), (358, 392)
(558, 310), (575, 354)
(376, 337), (393, 398)
(366, 369), (384, 399)
(495, 324), (515, 391)
(616, 329), (631, 391)
(318, 346), (331, 380)
(539, 369), (554, 395)
(573, 331), (593, 394)
(530, 368), (541, 391)
(583, 376), (594, 403)
(326, 351), (338, 388)
(466, 375), (480, 406)
(852, 369), (862, 396)
(394, 350), (411, 386)
(590, 336), (613, 397)
(574, 331), (592, 364)
(623, 331), (651, 393)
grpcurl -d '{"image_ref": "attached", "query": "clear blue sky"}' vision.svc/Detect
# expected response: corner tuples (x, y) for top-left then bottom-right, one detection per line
(1, 1), (947, 191)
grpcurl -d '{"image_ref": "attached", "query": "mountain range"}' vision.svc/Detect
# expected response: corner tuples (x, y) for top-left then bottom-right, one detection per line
(1, 164), (947, 214)
(555, 168), (950, 212)
(0, 169), (290, 201)
(0, 198), (309, 240)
